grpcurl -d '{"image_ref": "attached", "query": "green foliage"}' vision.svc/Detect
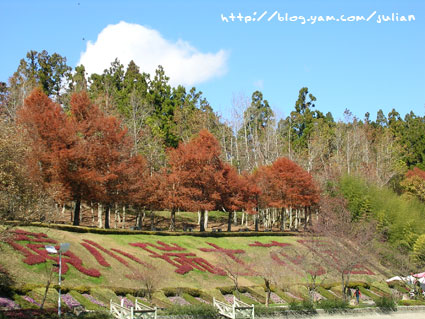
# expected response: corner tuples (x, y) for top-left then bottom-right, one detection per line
(288, 299), (315, 312)
(4, 221), (297, 237)
(339, 175), (425, 249)
(162, 304), (219, 319)
(398, 299), (425, 306)
(78, 312), (113, 319)
(413, 234), (425, 265)
(318, 299), (348, 312)
(375, 296), (397, 311)
(254, 305), (286, 316)
(370, 281), (392, 295)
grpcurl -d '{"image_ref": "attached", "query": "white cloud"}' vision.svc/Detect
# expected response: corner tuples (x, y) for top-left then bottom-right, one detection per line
(78, 21), (229, 87)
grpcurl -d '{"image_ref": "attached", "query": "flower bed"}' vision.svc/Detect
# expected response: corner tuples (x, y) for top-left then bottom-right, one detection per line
(8, 230), (101, 277)
(81, 242), (111, 267)
(120, 297), (134, 308)
(130, 241), (225, 275)
(83, 240), (130, 267)
(0, 297), (20, 310)
(111, 248), (148, 266)
(249, 241), (290, 248)
(168, 296), (190, 305)
(223, 294), (234, 304)
(62, 293), (80, 309)
(82, 294), (106, 307)
(22, 296), (41, 307)
(270, 292), (285, 304)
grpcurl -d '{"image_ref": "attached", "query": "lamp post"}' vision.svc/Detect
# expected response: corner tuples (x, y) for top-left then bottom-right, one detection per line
(45, 243), (70, 318)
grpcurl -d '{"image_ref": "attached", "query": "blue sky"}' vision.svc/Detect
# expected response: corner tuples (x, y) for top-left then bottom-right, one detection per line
(1, 0), (424, 121)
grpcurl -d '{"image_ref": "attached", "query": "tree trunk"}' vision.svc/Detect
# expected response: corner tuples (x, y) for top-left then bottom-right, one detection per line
(265, 280), (271, 307)
(122, 205), (126, 229)
(40, 267), (53, 310)
(255, 214), (259, 231)
(233, 211), (237, 225)
(227, 211), (232, 232)
(280, 208), (285, 231)
(90, 202), (95, 226)
(204, 210), (209, 230)
(98, 204), (103, 228)
(73, 198), (81, 226)
(150, 210), (155, 230)
(170, 208), (176, 231)
(200, 210), (206, 232)
(104, 205), (110, 229)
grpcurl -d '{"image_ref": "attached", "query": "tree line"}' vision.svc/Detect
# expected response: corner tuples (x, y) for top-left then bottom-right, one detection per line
(1, 50), (425, 233)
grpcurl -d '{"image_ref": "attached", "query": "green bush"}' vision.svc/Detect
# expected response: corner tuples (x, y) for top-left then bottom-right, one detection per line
(78, 311), (113, 319)
(413, 234), (425, 264)
(320, 282), (339, 290)
(371, 281), (392, 295)
(347, 282), (370, 289)
(162, 304), (219, 318)
(375, 296), (397, 311)
(398, 299), (425, 306)
(5, 221), (298, 237)
(318, 299), (348, 312)
(289, 299), (315, 312)
(218, 286), (234, 295)
(254, 305), (286, 316)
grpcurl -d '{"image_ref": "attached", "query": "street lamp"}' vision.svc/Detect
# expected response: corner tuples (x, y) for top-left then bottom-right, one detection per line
(45, 243), (70, 318)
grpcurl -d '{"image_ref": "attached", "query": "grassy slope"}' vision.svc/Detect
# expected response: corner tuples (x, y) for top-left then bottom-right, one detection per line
(1, 226), (386, 292)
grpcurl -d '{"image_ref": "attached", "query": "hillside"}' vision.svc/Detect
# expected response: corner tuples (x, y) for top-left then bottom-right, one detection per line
(1, 226), (386, 291)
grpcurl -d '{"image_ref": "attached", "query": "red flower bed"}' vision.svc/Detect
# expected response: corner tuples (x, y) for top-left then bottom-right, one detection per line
(249, 241), (290, 248)
(81, 242), (111, 267)
(199, 243), (245, 265)
(8, 233), (100, 277)
(83, 240), (130, 267)
(130, 241), (225, 275)
(110, 248), (148, 266)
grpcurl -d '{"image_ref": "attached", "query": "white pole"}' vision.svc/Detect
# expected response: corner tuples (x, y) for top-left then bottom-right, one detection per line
(58, 251), (62, 318)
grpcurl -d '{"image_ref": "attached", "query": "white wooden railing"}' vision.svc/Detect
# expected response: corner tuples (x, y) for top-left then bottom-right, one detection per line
(110, 298), (157, 319)
(213, 296), (254, 319)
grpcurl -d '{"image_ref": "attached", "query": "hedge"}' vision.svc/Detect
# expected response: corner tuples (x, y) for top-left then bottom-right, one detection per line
(5, 221), (299, 237)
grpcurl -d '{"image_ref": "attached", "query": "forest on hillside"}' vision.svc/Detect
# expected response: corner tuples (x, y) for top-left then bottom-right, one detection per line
(1, 50), (425, 273)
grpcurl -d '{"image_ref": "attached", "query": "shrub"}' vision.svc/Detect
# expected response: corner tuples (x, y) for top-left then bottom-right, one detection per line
(289, 299), (315, 312)
(413, 234), (425, 265)
(398, 299), (425, 306)
(318, 299), (348, 312)
(254, 305), (286, 316)
(78, 312), (113, 319)
(162, 304), (219, 318)
(375, 296), (397, 311)
(218, 286), (234, 295)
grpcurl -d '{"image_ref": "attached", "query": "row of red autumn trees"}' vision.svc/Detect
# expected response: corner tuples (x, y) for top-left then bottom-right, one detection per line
(17, 88), (319, 231)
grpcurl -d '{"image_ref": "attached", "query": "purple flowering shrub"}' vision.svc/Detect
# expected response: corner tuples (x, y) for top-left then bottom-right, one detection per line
(62, 293), (80, 308)
(0, 297), (20, 309)
(82, 294), (106, 307)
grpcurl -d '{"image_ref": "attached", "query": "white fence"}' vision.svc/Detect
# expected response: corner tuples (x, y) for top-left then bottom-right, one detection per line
(213, 296), (254, 319)
(110, 298), (157, 319)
